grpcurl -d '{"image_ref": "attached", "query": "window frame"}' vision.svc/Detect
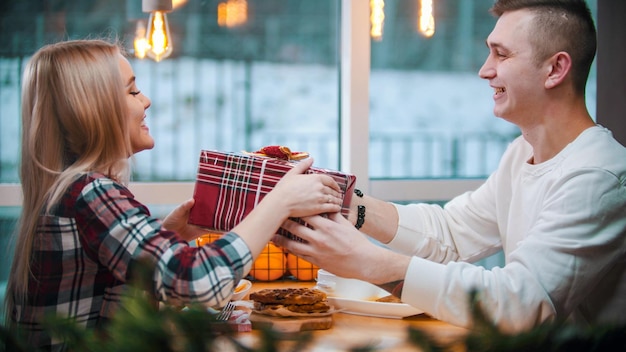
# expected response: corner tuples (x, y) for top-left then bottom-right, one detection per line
(7, 0), (621, 206)
(0, 0), (482, 207)
(0, 0), (485, 207)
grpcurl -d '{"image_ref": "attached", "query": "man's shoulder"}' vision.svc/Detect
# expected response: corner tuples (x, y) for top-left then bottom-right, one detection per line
(586, 125), (626, 150)
(573, 126), (626, 161)
(559, 126), (626, 181)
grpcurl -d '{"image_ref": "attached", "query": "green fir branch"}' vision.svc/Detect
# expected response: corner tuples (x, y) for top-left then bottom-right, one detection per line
(3, 267), (626, 352)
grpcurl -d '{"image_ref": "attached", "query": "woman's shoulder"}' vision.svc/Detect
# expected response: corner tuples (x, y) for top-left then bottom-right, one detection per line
(75, 171), (120, 186)
(71, 172), (131, 197)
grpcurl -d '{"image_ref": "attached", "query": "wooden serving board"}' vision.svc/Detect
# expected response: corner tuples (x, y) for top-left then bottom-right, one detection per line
(249, 312), (333, 333)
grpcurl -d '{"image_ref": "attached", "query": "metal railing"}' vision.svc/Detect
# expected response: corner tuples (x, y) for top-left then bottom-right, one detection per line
(129, 131), (515, 181)
(1, 56), (517, 183)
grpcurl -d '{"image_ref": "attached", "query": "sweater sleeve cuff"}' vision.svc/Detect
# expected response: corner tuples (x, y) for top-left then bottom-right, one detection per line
(401, 256), (445, 314)
(386, 203), (424, 253)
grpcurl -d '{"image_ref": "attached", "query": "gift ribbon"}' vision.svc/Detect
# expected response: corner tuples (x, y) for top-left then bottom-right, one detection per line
(254, 158), (268, 207)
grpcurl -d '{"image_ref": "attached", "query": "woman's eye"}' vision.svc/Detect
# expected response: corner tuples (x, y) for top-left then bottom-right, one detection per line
(130, 91), (141, 96)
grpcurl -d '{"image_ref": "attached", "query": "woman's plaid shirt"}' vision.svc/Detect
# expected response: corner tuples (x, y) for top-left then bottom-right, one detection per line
(12, 172), (253, 350)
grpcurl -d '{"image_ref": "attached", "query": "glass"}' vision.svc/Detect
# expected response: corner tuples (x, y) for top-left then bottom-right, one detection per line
(0, 0), (341, 182)
(0, 207), (19, 320)
(133, 0), (341, 181)
(368, 0), (597, 179)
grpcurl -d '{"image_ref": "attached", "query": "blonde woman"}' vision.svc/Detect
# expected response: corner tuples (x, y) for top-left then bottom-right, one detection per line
(4, 39), (343, 350)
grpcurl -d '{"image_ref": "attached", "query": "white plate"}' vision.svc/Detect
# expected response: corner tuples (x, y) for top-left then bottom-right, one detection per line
(314, 270), (423, 319)
(327, 296), (423, 319)
(231, 279), (252, 301)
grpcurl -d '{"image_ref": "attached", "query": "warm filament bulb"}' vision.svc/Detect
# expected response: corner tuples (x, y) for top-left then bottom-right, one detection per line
(146, 11), (173, 62)
(134, 21), (149, 59)
(418, 0), (435, 38)
(370, 0), (385, 41)
(217, 0), (248, 28)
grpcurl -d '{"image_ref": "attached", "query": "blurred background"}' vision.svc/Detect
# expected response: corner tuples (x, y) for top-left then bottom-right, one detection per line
(0, 0), (601, 312)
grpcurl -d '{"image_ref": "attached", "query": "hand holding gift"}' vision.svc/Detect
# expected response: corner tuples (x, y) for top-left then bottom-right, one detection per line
(188, 148), (357, 240)
(162, 198), (207, 242)
(266, 158), (344, 219)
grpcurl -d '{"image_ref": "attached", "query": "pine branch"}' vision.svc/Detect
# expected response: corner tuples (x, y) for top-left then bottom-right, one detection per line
(3, 268), (625, 352)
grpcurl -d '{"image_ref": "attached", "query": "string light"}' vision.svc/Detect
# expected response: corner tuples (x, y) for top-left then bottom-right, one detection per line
(133, 20), (150, 59)
(370, 0), (385, 41)
(217, 0), (248, 28)
(418, 0), (435, 38)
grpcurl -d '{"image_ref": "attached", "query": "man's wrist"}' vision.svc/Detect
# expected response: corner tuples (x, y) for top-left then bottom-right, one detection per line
(353, 188), (366, 229)
(376, 280), (404, 299)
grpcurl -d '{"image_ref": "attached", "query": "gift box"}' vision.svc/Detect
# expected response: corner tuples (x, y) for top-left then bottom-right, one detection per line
(188, 150), (357, 240)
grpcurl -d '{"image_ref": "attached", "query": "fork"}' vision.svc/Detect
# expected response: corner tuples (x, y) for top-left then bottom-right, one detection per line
(216, 301), (235, 321)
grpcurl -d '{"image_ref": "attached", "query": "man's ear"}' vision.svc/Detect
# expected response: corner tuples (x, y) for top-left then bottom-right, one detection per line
(545, 51), (572, 89)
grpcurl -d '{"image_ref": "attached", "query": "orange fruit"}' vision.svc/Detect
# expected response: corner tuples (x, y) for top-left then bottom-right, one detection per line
(195, 232), (223, 247)
(249, 243), (286, 281)
(287, 253), (319, 281)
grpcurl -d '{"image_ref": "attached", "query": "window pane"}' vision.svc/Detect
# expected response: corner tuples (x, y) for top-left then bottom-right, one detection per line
(0, 58), (21, 183)
(0, 206), (19, 320)
(0, 0), (341, 182)
(368, 0), (597, 179)
(133, 0), (341, 180)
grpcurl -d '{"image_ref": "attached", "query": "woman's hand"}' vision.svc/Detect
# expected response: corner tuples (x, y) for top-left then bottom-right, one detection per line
(264, 158), (344, 218)
(162, 198), (206, 242)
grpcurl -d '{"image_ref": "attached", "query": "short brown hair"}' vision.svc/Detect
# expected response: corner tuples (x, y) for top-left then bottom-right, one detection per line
(490, 0), (596, 94)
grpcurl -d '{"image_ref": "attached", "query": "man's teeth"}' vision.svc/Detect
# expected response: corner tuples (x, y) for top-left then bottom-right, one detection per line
(495, 87), (505, 94)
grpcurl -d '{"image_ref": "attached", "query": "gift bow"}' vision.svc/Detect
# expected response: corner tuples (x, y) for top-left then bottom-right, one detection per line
(244, 145), (309, 161)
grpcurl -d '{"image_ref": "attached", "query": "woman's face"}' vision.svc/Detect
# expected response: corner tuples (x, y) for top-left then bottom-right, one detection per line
(119, 54), (154, 154)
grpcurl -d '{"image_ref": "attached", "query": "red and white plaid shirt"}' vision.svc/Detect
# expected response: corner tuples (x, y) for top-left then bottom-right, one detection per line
(11, 172), (253, 351)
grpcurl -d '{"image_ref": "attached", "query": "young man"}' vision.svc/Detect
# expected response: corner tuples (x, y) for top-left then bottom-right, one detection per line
(274, 0), (626, 332)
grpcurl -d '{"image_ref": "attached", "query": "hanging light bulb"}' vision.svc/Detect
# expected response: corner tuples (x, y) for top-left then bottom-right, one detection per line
(146, 11), (173, 61)
(370, 0), (385, 41)
(418, 0), (435, 38)
(133, 20), (150, 59)
(142, 0), (173, 62)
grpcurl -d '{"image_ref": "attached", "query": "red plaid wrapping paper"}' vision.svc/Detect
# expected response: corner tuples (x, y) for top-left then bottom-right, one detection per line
(188, 150), (357, 239)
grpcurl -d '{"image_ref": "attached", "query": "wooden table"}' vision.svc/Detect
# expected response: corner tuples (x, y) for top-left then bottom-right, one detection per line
(226, 281), (469, 351)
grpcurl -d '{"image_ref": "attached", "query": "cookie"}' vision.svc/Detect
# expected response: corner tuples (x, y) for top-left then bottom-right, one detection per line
(249, 288), (327, 305)
(253, 300), (331, 314)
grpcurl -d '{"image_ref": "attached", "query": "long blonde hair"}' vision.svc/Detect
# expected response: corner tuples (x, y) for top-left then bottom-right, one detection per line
(5, 39), (133, 324)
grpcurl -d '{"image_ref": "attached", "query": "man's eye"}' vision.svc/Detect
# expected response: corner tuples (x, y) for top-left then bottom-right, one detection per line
(130, 91), (141, 96)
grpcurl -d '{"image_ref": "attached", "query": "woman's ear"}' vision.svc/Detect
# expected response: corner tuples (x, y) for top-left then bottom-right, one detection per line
(545, 51), (572, 89)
